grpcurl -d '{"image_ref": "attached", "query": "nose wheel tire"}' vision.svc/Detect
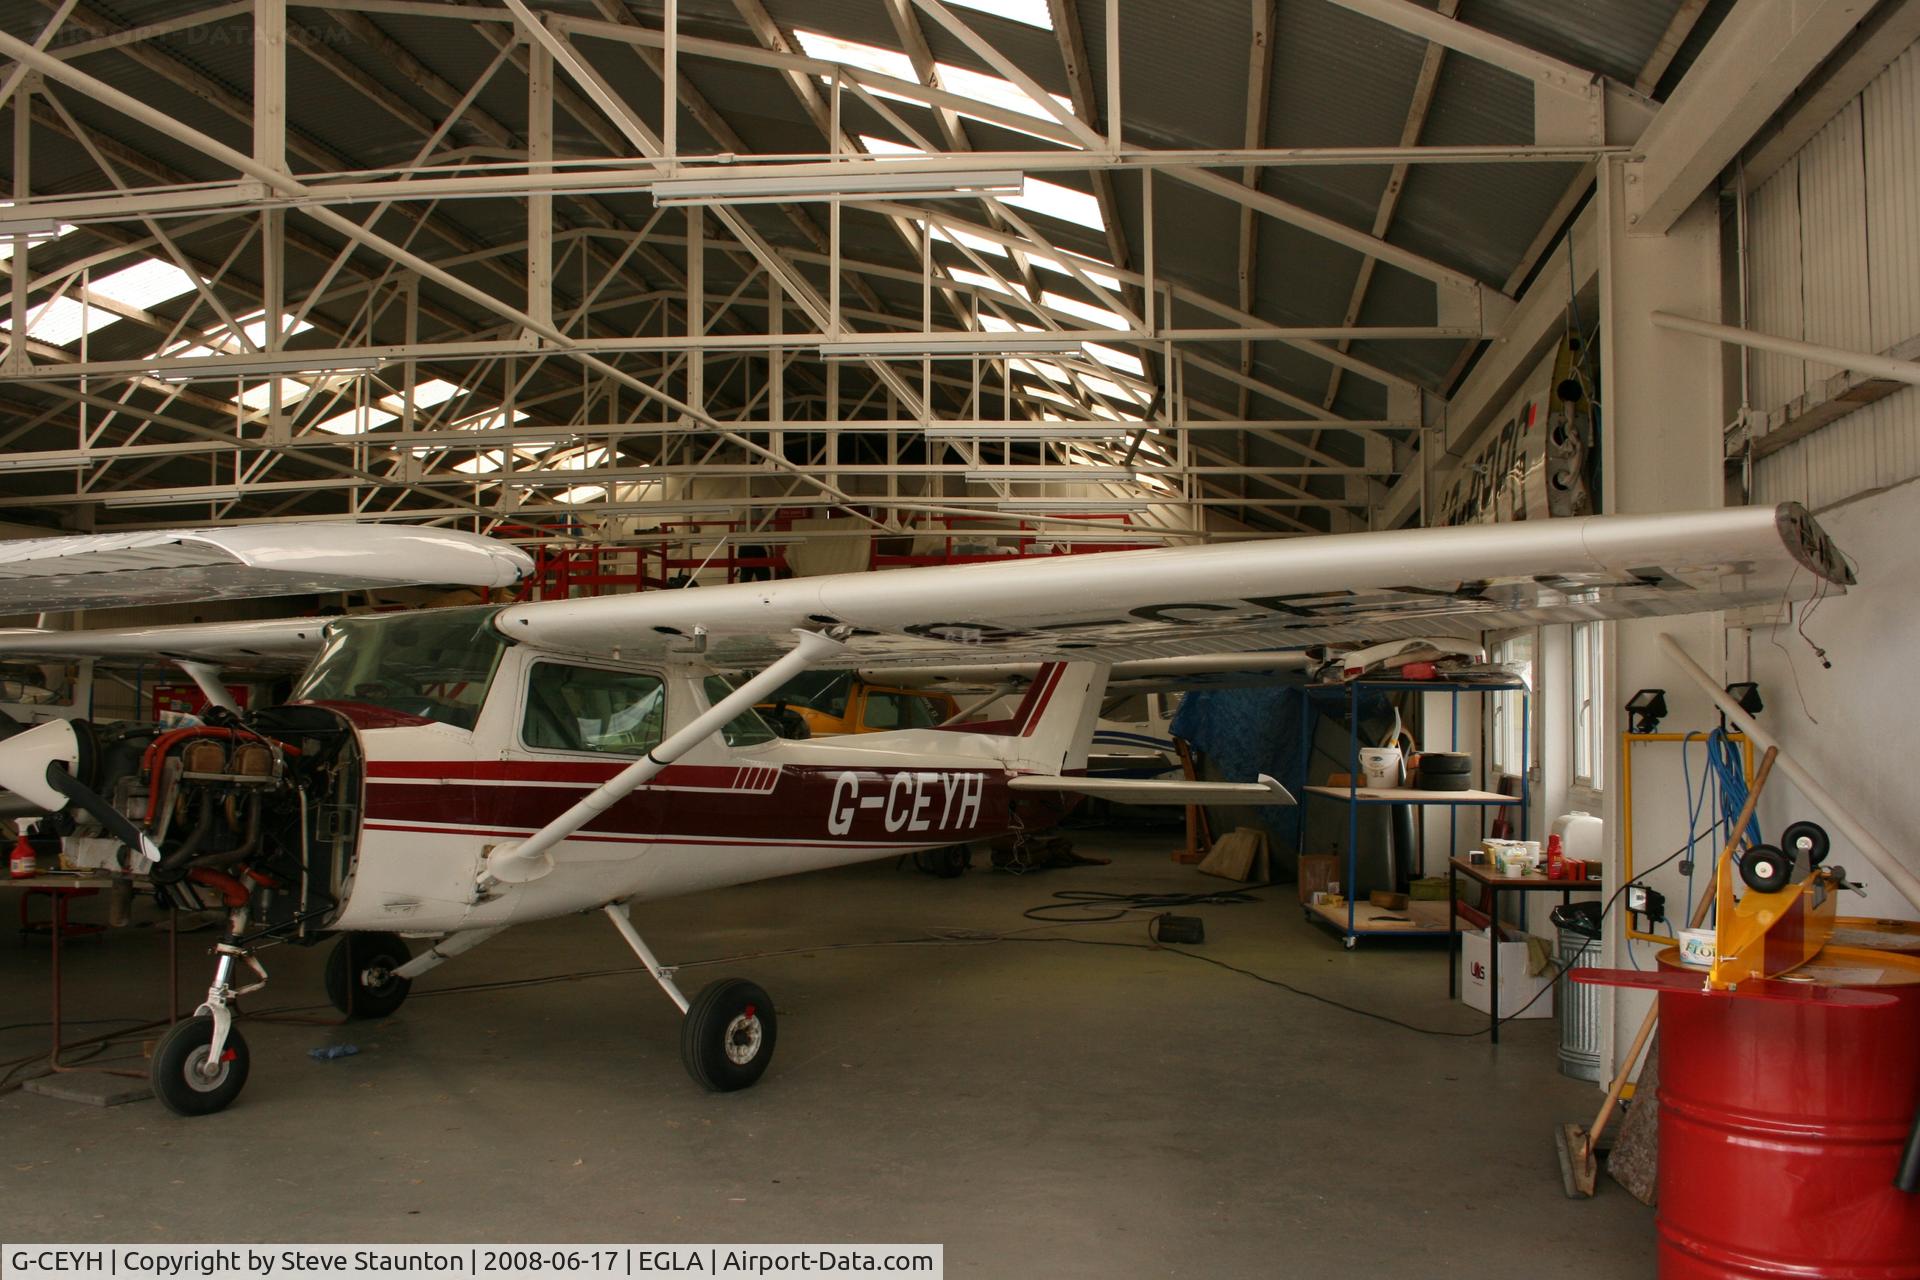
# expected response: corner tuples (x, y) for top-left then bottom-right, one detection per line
(151, 1015), (250, 1116)
(324, 932), (413, 1019)
(1739, 843), (1794, 894)
(680, 978), (776, 1092)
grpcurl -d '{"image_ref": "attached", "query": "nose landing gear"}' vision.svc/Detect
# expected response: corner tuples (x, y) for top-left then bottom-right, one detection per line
(150, 904), (269, 1116)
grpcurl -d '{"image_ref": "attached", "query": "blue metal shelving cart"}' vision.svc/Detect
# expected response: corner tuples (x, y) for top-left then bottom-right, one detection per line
(1296, 677), (1529, 948)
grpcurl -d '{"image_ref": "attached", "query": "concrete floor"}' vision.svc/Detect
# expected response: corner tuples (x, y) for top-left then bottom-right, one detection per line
(0, 826), (1652, 1276)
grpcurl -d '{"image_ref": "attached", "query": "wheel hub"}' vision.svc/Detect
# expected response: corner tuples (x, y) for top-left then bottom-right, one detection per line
(723, 1010), (763, 1065)
(184, 1045), (230, 1092)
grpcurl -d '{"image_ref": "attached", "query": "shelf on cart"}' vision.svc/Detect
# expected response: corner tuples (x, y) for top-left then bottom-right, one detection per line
(1300, 785), (1519, 805)
(1304, 897), (1455, 935)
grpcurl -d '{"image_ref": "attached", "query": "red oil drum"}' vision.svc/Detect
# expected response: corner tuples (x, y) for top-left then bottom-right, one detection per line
(1653, 946), (1920, 1278)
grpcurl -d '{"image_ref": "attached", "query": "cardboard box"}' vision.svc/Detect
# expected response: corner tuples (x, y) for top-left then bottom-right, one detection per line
(1460, 927), (1553, 1019)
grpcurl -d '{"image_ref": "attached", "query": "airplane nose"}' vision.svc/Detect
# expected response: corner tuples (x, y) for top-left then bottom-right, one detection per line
(0, 717), (82, 811)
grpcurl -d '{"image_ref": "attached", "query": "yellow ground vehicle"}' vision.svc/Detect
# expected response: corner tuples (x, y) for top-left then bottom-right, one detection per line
(756, 671), (960, 738)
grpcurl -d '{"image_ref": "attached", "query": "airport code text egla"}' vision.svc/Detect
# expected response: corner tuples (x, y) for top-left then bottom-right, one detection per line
(3, 1248), (942, 1278)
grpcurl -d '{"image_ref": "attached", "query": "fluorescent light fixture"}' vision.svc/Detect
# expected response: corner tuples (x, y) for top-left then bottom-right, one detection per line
(0, 454), (88, 473)
(966, 467), (1136, 482)
(0, 217), (64, 240)
(147, 353), (384, 381)
(923, 423), (1131, 441)
(653, 167), (1023, 208)
(103, 487), (246, 507)
(993, 499), (1156, 513)
(822, 333), (1084, 359)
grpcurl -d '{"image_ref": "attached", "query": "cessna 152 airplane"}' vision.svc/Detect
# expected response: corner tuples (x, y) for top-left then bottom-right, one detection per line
(0, 503), (1852, 1115)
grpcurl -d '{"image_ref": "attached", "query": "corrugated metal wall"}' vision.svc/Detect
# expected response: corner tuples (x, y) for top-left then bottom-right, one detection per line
(1747, 36), (1920, 510)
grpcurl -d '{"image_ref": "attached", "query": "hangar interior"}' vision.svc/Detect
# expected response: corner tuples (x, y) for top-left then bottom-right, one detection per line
(3, 0), (1920, 1273)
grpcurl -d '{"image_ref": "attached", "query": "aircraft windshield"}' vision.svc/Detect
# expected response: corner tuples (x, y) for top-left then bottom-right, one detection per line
(293, 606), (508, 730)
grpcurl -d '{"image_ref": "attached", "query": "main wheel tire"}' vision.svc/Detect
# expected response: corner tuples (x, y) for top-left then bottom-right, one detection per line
(150, 1015), (249, 1116)
(324, 932), (413, 1019)
(1781, 820), (1831, 869)
(680, 978), (777, 1093)
(1739, 843), (1794, 894)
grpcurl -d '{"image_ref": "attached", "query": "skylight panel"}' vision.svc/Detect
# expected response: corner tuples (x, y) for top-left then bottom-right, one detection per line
(794, 30), (916, 86)
(1006, 178), (1104, 231)
(233, 378), (312, 411)
(1, 296), (116, 347)
(1080, 371), (1149, 403)
(937, 63), (1072, 128)
(799, 32), (1076, 142)
(943, 0), (1053, 30)
(239, 313), (315, 348)
(1083, 341), (1144, 376)
(88, 259), (197, 311)
(950, 267), (1016, 297)
(1028, 252), (1121, 291)
(456, 408), (531, 432)
(313, 405), (398, 436)
(381, 378), (464, 411)
(455, 450), (506, 475)
(1042, 290), (1126, 328)
(554, 484), (607, 505)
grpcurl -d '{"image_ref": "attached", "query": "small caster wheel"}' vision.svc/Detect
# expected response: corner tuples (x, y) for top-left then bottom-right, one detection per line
(1344, 936), (1357, 951)
(680, 978), (777, 1092)
(1781, 821), (1830, 869)
(1739, 843), (1794, 893)
(325, 932), (412, 1019)
(150, 1015), (249, 1116)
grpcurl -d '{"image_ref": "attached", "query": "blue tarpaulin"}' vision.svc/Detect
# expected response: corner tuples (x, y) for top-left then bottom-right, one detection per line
(1171, 685), (1395, 852)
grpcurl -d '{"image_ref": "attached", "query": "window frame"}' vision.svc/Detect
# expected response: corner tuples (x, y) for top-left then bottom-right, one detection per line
(518, 659), (667, 758)
(1570, 620), (1606, 793)
(1485, 628), (1536, 781)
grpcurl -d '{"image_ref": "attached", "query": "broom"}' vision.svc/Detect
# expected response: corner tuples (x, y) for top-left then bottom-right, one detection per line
(1554, 747), (1778, 1198)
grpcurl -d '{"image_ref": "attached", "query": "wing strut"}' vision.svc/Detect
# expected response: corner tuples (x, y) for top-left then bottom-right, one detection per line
(480, 628), (848, 886)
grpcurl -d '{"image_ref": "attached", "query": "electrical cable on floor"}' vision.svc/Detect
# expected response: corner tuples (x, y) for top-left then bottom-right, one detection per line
(2, 840), (1704, 1091)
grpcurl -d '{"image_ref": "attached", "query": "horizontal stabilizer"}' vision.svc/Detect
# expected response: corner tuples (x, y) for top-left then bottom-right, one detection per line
(1009, 772), (1295, 807)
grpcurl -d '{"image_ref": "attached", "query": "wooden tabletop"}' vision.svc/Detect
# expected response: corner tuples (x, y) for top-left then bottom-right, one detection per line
(1302, 785), (1518, 804)
(1448, 856), (1601, 890)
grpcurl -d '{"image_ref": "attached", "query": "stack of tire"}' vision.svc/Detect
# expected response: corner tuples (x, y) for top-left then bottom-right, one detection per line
(1416, 751), (1473, 791)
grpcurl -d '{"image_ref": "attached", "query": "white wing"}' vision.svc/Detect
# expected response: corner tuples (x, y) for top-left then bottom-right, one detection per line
(500, 504), (1849, 668)
(0, 617), (328, 666)
(0, 524), (532, 616)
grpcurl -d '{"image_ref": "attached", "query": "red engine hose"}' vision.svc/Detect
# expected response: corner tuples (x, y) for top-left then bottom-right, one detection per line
(187, 867), (250, 909)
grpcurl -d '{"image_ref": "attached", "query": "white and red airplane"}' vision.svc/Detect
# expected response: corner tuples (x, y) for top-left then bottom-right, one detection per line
(0, 504), (1852, 1115)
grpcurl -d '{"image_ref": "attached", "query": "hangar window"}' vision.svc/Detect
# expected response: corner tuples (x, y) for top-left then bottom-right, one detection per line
(1487, 631), (1534, 779)
(1570, 621), (1606, 791)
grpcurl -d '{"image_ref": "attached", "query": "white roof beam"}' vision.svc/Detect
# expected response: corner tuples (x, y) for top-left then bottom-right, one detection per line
(1321, 0), (1654, 147)
(1626, 0), (1879, 236)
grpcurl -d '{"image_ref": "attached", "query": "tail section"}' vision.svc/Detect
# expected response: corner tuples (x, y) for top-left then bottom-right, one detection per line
(990, 661), (1108, 775)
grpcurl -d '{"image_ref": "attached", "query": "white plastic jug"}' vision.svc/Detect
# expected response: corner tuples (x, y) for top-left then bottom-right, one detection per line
(1551, 810), (1604, 862)
(1358, 746), (1404, 789)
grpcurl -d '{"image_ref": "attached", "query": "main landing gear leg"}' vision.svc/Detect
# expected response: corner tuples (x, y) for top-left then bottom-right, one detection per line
(151, 907), (268, 1116)
(602, 902), (777, 1093)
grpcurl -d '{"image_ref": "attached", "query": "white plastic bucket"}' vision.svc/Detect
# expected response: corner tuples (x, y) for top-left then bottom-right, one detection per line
(1359, 746), (1403, 789)
(1678, 928), (1717, 967)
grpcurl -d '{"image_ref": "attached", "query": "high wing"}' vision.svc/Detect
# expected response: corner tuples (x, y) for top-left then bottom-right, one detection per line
(499, 504), (1849, 668)
(0, 524), (532, 616)
(0, 617), (328, 666)
(857, 652), (1314, 695)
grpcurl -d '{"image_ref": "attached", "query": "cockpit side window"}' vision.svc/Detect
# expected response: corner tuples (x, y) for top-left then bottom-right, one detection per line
(522, 663), (665, 755)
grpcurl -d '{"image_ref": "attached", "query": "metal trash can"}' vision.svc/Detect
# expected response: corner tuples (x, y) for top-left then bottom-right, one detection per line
(1551, 901), (1604, 1081)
